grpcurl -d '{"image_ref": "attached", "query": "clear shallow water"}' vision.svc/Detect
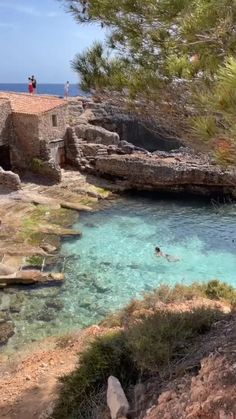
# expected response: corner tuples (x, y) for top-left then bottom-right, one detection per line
(2, 195), (236, 351)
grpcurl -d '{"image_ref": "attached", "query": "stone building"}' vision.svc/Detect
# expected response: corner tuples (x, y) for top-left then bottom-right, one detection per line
(0, 92), (68, 177)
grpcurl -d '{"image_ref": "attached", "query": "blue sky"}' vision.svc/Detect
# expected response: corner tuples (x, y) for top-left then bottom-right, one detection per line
(0, 0), (105, 83)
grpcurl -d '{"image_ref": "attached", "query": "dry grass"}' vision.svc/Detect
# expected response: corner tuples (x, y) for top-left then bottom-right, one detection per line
(53, 280), (235, 419)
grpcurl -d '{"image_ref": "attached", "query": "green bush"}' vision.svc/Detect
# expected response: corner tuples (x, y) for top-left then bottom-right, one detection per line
(54, 280), (234, 418)
(30, 158), (45, 171)
(127, 307), (222, 372)
(26, 255), (44, 268)
(53, 331), (139, 419)
(54, 309), (224, 418)
(103, 281), (236, 328)
(203, 279), (236, 306)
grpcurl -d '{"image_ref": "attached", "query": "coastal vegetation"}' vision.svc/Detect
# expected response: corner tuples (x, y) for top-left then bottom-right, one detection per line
(63, 0), (236, 162)
(53, 280), (236, 418)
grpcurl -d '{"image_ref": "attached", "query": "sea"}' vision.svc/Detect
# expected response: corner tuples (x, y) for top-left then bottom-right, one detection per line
(0, 83), (86, 97)
(3, 194), (236, 351)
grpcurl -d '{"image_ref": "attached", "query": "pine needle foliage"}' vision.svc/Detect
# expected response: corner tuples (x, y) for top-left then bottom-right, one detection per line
(61, 0), (236, 154)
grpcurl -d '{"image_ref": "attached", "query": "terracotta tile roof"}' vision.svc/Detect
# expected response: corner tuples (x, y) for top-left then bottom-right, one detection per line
(0, 92), (67, 115)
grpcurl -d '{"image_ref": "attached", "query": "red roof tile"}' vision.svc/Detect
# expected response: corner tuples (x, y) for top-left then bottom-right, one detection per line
(0, 92), (67, 115)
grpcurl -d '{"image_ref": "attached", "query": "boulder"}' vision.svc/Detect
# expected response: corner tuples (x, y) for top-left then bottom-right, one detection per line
(75, 124), (120, 146)
(107, 376), (130, 419)
(0, 167), (21, 191)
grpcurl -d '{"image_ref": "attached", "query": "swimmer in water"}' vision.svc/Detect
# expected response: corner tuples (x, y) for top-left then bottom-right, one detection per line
(155, 247), (180, 262)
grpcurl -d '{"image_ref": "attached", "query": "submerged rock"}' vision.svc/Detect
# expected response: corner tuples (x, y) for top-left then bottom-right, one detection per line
(45, 299), (64, 311)
(9, 293), (25, 313)
(36, 307), (56, 322)
(0, 317), (14, 345)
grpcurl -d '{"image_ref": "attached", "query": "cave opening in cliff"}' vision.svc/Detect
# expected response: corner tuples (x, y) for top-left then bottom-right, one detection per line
(0, 145), (11, 170)
(92, 117), (184, 152)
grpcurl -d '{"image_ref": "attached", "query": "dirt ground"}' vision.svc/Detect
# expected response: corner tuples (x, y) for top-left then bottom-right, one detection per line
(0, 325), (109, 419)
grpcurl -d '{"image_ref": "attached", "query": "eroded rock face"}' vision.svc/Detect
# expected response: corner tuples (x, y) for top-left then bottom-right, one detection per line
(68, 97), (183, 152)
(95, 154), (236, 197)
(75, 123), (120, 146)
(65, 98), (236, 197)
(145, 354), (236, 419)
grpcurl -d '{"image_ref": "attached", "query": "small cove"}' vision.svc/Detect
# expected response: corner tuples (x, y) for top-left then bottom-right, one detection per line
(2, 194), (236, 352)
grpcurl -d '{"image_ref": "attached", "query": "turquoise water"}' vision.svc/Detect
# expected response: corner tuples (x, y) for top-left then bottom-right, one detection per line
(2, 195), (236, 351)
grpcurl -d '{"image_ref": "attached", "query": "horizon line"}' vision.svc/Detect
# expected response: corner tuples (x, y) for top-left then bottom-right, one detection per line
(0, 82), (79, 85)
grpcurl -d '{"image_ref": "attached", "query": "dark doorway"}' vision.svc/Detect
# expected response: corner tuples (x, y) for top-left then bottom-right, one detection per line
(0, 146), (11, 170)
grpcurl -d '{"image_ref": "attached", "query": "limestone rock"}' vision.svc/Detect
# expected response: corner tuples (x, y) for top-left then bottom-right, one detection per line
(37, 224), (82, 237)
(41, 243), (57, 253)
(60, 201), (92, 212)
(107, 376), (130, 419)
(0, 270), (64, 286)
(96, 154), (236, 197)
(0, 167), (21, 191)
(14, 192), (61, 209)
(75, 124), (120, 146)
(0, 263), (16, 275)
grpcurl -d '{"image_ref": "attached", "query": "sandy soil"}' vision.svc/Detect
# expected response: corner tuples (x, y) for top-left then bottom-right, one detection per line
(0, 325), (108, 419)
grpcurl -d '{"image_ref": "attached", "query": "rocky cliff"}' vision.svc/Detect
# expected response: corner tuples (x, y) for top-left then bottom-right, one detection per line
(66, 98), (236, 197)
(95, 153), (236, 197)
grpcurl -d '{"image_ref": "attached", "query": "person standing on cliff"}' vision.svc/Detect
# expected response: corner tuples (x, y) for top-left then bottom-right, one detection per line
(64, 81), (70, 99)
(31, 75), (37, 94)
(28, 77), (33, 94)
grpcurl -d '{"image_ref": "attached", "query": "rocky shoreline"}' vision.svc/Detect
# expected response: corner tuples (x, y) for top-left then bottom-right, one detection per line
(1, 94), (236, 347)
(1, 94), (236, 348)
(65, 97), (236, 198)
(0, 169), (113, 346)
(0, 96), (235, 418)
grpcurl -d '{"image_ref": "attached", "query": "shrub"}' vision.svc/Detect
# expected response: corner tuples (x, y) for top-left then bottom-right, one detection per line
(30, 158), (44, 171)
(25, 255), (44, 268)
(203, 279), (236, 306)
(53, 331), (139, 419)
(103, 281), (236, 328)
(54, 280), (234, 418)
(126, 307), (223, 372)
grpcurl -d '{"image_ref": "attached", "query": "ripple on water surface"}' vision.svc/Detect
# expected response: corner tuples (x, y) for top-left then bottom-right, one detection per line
(3, 195), (236, 351)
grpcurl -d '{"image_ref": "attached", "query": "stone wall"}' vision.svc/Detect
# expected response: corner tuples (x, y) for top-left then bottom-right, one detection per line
(11, 105), (68, 168)
(11, 114), (41, 168)
(0, 99), (13, 146)
(49, 139), (65, 166)
(38, 105), (68, 142)
(0, 167), (21, 190)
